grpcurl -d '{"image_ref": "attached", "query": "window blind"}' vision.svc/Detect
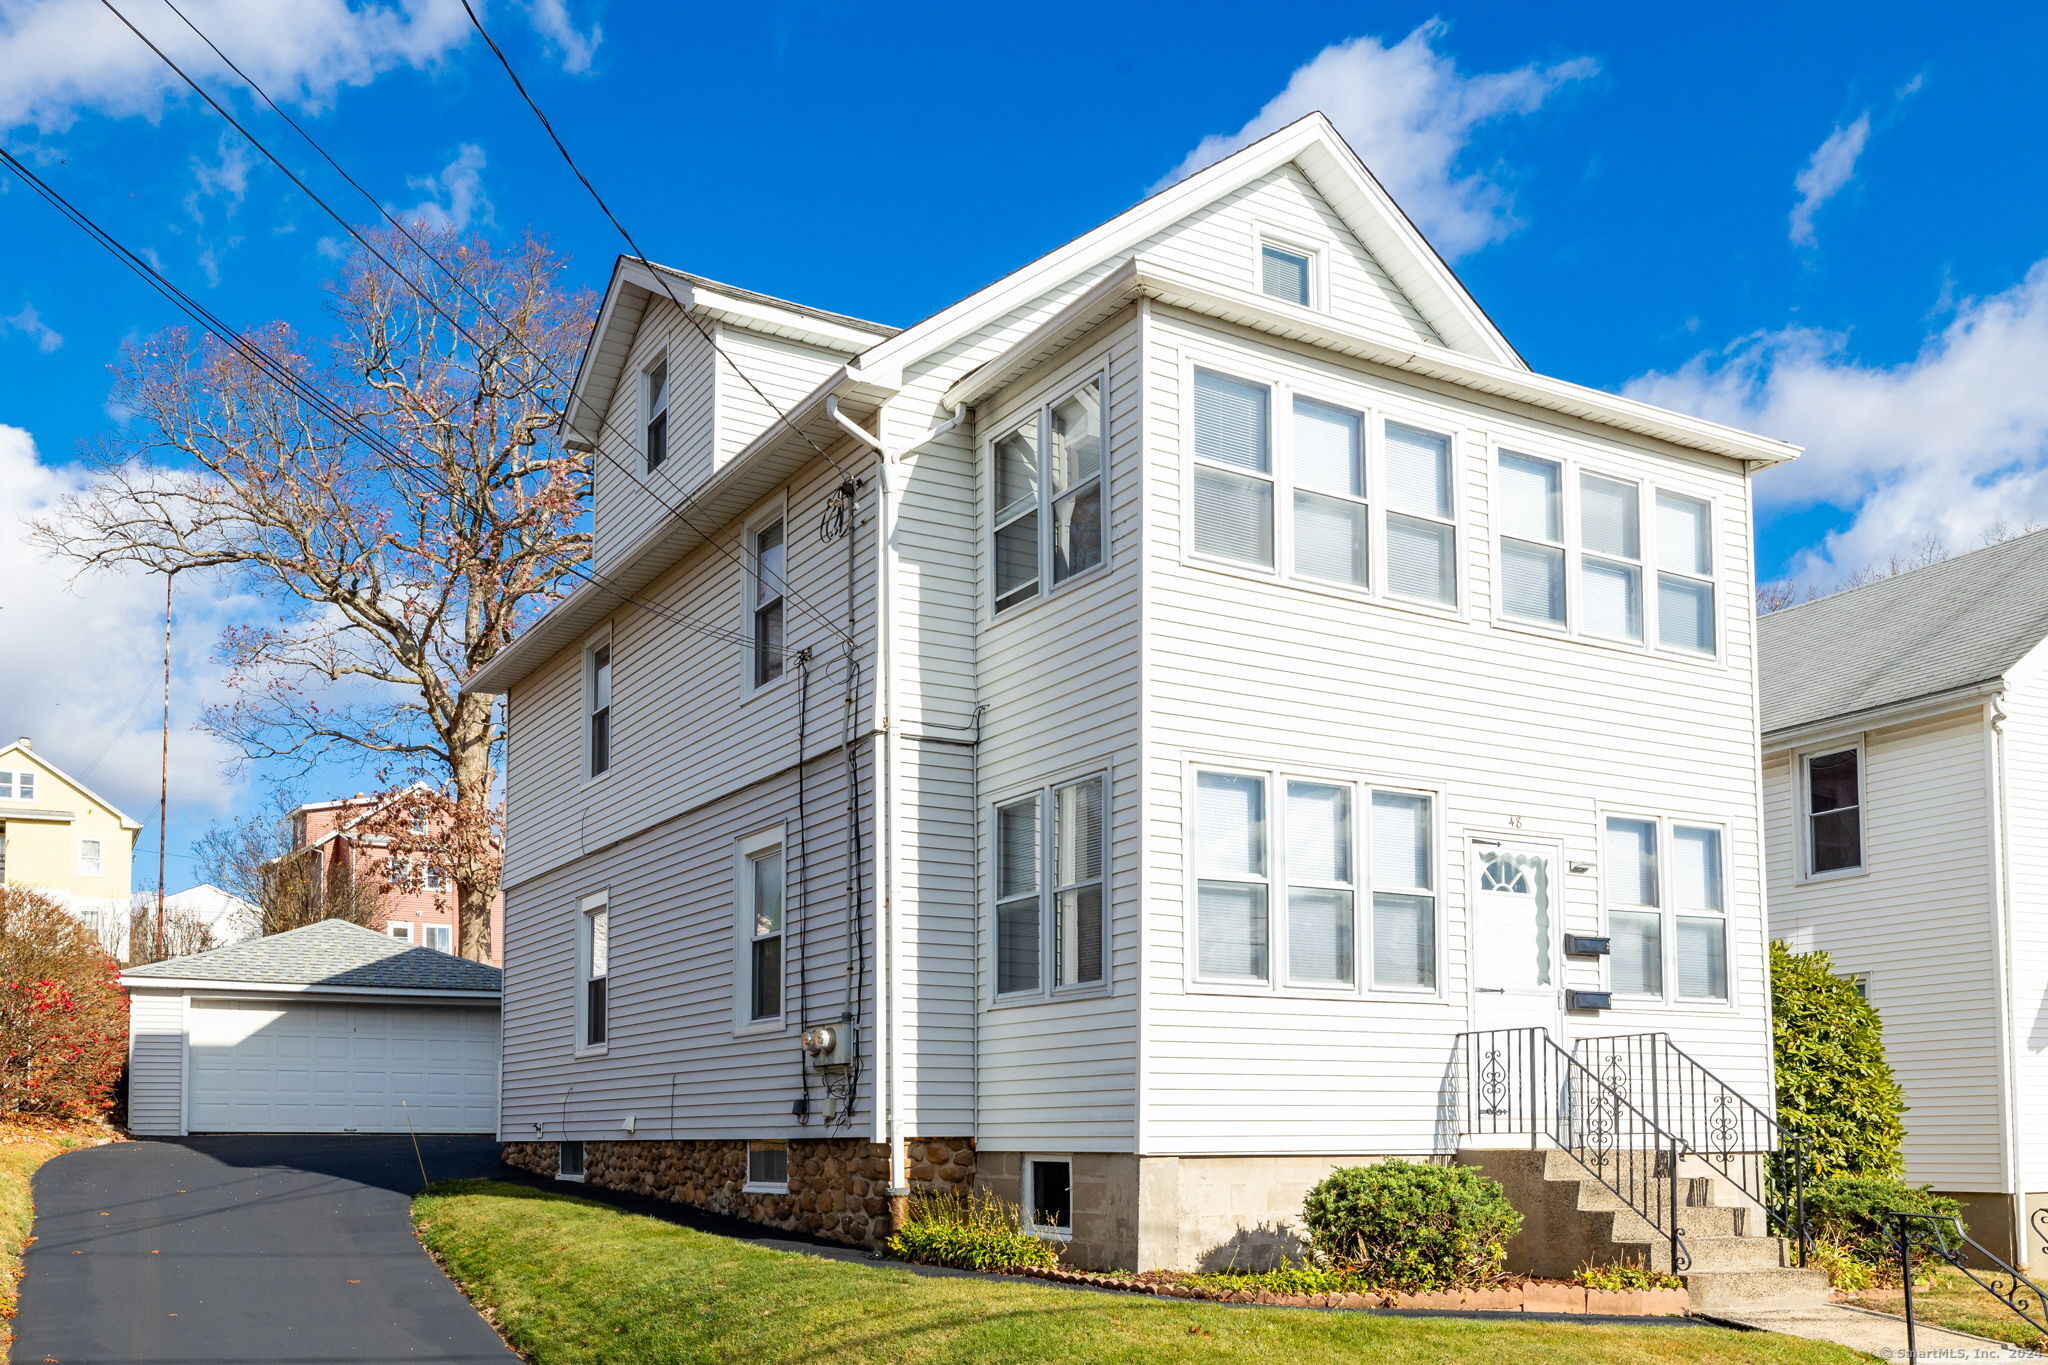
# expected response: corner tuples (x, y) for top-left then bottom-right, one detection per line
(1286, 782), (1351, 882)
(1670, 825), (1724, 912)
(1371, 791), (1431, 890)
(1372, 893), (1435, 989)
(1197, 882), (1268, 979)
(1193, 371), (1270, 471)
(1656, 491), (1712, 575)
(1294, 492), (1367, 585)
(1609, 908), (1661, 995)
(1288, 888), (1354, 985)
(1192, 466), (1274, 566)
(1498, 452), (1561, 541)
(1195, 772), (1265, 877)
(1676, 916), (1727, 999)
(1057, 885), (1105, 986)
(998, 900), (1040, 994)
(1605, 818), (1658, 906)
(1293, 398), (1361, 496)
(1384, 424), (1451, 518)
(1658, 575), (1715, 653)
(1581, 557), (1643, 639)
(1385, 514), (1454, 603)
(1579, 473), (1640, 559)
(588, 907), (609, 979)
(1056, 779), (1103, 884)
(1261, 245), (1311, 305)
(1501, 539), (1565, 622)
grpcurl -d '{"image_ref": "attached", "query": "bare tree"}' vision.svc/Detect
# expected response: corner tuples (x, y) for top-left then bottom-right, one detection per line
(125, 898), (219, 965)
(36, 227), (593, 959)
(192, 793), (380, 937)
(1758, 524), (2043, 613)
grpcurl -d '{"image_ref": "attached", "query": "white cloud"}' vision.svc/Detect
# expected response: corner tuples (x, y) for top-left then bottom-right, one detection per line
(2, 303), (61, 352)
(0, 426), (248, 822)
(1788, 114), (1870, 247)
(396, 143), (493, 232)
(1155, 21), (1597, 259)
(1626, 260), (2048, 583)
(526, 0), (599, 75)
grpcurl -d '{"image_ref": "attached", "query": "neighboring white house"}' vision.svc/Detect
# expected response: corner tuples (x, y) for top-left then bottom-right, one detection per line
(466, 113), (1807, 1285)
(1761, 530), (2048, 1267)
(120, 918), (501, 1136)
(157, 883), (262, 946)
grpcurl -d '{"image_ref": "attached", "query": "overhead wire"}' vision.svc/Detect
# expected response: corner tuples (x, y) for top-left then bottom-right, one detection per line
(100, 0), (858, 651)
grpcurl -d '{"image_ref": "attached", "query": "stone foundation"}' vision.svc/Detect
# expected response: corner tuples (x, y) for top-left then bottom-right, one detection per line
(501, 1136), (973, 1248)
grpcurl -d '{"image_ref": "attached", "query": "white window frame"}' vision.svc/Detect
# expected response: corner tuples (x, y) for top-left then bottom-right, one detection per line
(742, 500), (790, 694)
(556, 1140), (586, 1182)
(743, 1139), (791, 1194)
(422, 923), (453, 953)
(0, 769), (34, 801)
(987, 367), (1110, 617)
(988, 770), (1111, 1004)
(1599, 810), (1735, 1008)
(1798, 741), (1866, 881)
(1489, 436), (1725, 664)
(583, 625), (614, 782)
(1181, 354), (1465, 617)
(576, 889), (610, 1056)
(424, 863), (446, 892)
(77, 837), (103, 878)
(1254, 228), (1323, 311)
(386, 922), (414, 943)
(1184, 760), (1444, 1000)
(643, 353), (670, 472)
(1020, 1154), (1075, 1241)
(732, 825), (788, 1035)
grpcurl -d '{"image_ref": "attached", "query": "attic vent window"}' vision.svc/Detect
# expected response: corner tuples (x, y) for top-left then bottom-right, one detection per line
(1260, 244), (1312, 307)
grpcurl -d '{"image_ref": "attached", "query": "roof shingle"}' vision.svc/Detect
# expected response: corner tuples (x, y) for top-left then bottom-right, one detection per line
(121, 919), (500, 993)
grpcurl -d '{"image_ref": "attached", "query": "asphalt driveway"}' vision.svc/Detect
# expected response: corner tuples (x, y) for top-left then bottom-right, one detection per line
(13, 1134), (515, 1364)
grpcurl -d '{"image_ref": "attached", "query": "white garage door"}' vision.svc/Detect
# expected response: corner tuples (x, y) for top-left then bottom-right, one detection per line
(187, 998), (498, 1133)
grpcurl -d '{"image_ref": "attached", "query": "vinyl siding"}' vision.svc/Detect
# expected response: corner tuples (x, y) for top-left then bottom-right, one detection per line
(126, 988), (186, 1136)
(590, 300), (717, 572)
(714, 325), (847, 466)
(1139, 310), (1771, 1156)
(2002, 645), (2048, 1201)
(1764, 707), (2005, 1191)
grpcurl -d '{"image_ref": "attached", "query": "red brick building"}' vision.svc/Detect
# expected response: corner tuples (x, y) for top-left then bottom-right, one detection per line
(288, 787), (502, 964)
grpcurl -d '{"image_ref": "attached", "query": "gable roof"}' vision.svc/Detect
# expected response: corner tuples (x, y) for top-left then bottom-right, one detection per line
(0, 740), (143, 831)
(1759, 529), (2048, 737)
(120, 918), (501, 994)
(853, 112), (1522, 389)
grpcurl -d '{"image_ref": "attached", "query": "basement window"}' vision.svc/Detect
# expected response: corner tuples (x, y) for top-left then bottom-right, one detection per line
(1022, 1156), (1073, 1240)
(557, 1141), (585, 1181)
(745, 1140), (790, 1193)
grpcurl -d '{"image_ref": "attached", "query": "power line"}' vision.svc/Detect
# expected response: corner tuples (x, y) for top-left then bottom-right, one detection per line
(100, 0), (857, 650)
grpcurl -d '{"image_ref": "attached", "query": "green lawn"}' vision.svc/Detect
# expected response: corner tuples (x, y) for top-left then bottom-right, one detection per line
(414, 1180), (1872, 1365)
(1848, 1267), (2048, 1351)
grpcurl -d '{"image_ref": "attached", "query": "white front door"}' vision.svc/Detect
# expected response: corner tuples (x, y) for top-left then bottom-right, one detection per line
(1469, 842), (1562, 1038)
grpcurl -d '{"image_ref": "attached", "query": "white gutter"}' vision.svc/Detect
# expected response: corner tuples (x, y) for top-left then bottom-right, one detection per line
(117, 977), (499, 999)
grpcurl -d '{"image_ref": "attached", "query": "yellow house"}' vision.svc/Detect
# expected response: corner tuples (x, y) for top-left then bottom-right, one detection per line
(0, 737), (142, 956)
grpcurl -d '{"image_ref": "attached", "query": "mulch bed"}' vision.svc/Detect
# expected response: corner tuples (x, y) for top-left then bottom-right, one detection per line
(1005, 1266), (1691, 1316)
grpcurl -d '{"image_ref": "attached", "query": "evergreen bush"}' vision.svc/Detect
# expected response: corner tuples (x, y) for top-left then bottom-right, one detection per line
(1771, 939), (1907, 1180)
(1299, 1160), (1522, 1293)
(1805, 1174), (1962, 1271)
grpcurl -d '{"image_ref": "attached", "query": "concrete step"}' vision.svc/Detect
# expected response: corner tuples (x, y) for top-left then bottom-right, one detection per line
(1606, 1205), (1750, 1244)
(1683, 1267), (1832, 1313)
(1611, 1233), (1792, 1273)
(1582, 1192), (1748, 1236)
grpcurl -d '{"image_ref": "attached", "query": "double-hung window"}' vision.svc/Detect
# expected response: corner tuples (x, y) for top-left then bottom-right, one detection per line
(78, 838), (103, 878)
(586, 639), (613, 778)
(1191, 368), (1457, 606)
(1192, 768), (1436, 992)
(423, 923), (452, 953)
(580, 892), (609, 1048)
(750, 519), (786, 687)
(1259, 242), (1313, 307)
(738, 830), (785, 1023)
(991, 376), (1104, 613)
(1605, 816), (1728, 1002)
(644, 357), (669, 471)
(1804, 748), (1862, 875)
(992, 774), (1107, 997)
(1497, 450), (1719, 656)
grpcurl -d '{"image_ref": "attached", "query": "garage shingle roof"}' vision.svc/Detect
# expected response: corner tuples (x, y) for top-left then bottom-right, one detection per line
(122, 919), (500, 994)
(1760, 529), (2048, 737)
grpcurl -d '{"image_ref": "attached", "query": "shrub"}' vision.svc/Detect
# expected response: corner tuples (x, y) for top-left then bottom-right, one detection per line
(1299, 1160), (1522, 1293)
(1571, 1261), (1683, 1291)
(885, 1189), (1060, 1272)
(1771, 940), (1907, 1181)
(1805, 1235), (1877, 1292)
(1805, 1174), (1962, 1271)
(0, 887), (128, 1120)
(1186, 1259), (1358, 1298)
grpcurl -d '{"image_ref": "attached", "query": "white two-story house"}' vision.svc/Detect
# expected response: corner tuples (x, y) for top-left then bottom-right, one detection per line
(467, 113), (1804, 1280)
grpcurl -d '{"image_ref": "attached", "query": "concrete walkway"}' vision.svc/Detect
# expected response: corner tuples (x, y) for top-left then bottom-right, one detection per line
(1719, 1303), (2044, 1362)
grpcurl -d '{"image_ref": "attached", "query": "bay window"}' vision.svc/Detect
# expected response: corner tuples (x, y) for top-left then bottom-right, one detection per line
(1604, 815), (1727, 1002)
(992, 375), (1105, 613)
(992, 774), (1107, 997)
(1498, 450), (1718, 656)
(1190, 367), (1457, 607)
(1193, 767), (1435, 992)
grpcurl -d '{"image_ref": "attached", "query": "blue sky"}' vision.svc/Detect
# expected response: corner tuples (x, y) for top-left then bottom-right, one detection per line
(4, 0), (2046, 883)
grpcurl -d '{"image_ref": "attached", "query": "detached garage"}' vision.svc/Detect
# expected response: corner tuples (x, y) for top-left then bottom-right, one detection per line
(121, 919), (501, 1136)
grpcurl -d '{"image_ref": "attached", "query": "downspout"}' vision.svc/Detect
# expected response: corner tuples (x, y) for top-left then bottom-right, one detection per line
(826, 394), (910, 1233)
(1990, 694), (2028, 1265)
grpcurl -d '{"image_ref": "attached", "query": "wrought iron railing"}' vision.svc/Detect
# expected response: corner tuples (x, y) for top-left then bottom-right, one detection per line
(1573, 1032), (1810, 1264)
(1457, 1027), (1691, 1273)
(1886, 1211), (2048, 1359)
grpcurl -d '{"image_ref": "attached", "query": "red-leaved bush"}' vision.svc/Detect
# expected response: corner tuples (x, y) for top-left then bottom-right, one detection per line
(0, 886), (127, 1120)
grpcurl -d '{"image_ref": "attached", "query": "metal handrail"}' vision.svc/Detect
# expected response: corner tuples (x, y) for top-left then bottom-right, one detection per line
(1574, 1031), (1811, 1264)
(1457, 1027), (1691, 1273)
(1887, 1211), (2048, 1361)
